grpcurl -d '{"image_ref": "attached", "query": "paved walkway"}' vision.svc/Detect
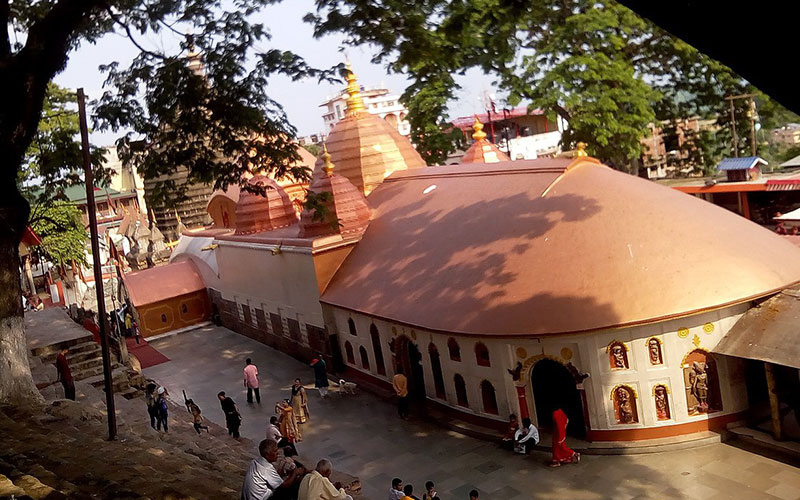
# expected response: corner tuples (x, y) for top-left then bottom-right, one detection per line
(146, 326), (800, 500)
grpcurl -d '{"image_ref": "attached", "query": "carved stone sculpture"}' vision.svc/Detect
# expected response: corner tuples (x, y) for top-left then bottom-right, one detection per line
(654, 385), (670, 420)
(615, 387), (635, 424)
(648, 338), (662, 365)
(689, 362), (709, 413)
(611, 344), (627, 369)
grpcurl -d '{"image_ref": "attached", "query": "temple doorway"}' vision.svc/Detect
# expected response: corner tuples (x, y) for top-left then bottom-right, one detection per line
(531, 358), (586, 438)
(392, 335), (426, 401)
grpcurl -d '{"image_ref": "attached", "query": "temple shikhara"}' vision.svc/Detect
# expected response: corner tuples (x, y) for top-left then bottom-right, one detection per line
(121, 65), (800, 446)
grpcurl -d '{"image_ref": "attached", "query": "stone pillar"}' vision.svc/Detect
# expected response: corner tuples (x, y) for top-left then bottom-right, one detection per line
(765, 362), (783, 441)
(515, 385), (530, 420)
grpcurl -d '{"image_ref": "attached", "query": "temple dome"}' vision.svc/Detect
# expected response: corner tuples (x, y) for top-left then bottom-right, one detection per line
(460, 116), (510, 164)
(299, 150), (371, 238)
(322, 64), (426, 196)
(234, 175), (298, 235)
(322, 158), (800, 336)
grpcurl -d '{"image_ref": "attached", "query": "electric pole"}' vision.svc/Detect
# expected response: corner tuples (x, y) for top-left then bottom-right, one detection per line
(725, 93), (758, 158)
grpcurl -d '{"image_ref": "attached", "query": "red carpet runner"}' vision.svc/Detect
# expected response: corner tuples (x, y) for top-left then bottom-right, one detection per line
(125, 337), (170, 369)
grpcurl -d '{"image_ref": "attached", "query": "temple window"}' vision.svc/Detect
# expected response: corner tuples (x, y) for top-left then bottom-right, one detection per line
(429, 343), (446, 399)
(607, 341), (629, 369)
(454, 374), (469, 407)
(647, 337), (664, 365)
(654, 384), (671, 421)
(682, 349), (722, 415)
(370, 324), (386, 375)
(612, 385), (639, 424)
(475, 342), (491, 367)
(345, 341), (355, 364)
(348, 318), (357, 336)
(448, 338), (461, 362)
(359, 346), (370, 370)
(481, 380), (498, 415)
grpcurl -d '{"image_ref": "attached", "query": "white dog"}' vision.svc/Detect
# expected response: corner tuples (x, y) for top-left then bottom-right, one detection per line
(338, 379), (358, 395)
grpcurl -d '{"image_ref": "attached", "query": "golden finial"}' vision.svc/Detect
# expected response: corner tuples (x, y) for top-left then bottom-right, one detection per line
(576, 142), (588, 157)
(344, 61), (365, 117)
(322, 143), (334, 173)
(472, 115), (487, 142)
(174, 209), (182, 224)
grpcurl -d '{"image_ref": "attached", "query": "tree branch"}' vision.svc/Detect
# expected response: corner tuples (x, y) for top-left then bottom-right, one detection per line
(104, 6), (168, 60)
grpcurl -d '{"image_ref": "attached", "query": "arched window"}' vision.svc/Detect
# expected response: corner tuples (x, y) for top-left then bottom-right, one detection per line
(607, 341), (629, 369)
(429, 343), (446, 399)
(344, 341), (355, 364)
(682, 349), (722, 415)
(612, 385), (639, 424)
(359, 346), (370, 370)
(647, 338), (664, 365)
(348, 318), (357, 336)
(654, 384), (671, 421)
(370, 324), (386, 375)
(481, 380), (498, 415)
(475, 342), (490, 367)
(448, 338), (461, 362)
(454, 374), (468, 407)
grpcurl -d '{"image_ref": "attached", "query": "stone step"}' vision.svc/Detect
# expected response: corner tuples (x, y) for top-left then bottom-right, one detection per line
(39, 342), (101, 364)
(30, 335), (94, 358)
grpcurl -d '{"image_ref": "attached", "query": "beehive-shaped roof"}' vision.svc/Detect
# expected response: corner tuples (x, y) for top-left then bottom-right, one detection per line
(234, 175), (298, 235)
(299, 148), (371, 238)
(461, 116), (510, 164)
(322, 64), (426, 196)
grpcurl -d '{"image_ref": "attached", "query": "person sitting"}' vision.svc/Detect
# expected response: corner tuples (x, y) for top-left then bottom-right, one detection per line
(297, 458), (352, 500)
(242, 439), (306, 500)
(501, 414), (519, 450)
(513, 417), (539, 454)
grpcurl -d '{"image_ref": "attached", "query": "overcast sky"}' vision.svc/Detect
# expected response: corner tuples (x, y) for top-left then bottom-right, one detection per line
(53, 0), (497, 147)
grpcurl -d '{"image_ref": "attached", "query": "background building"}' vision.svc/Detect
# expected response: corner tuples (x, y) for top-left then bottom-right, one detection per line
(321, 84), (411, 136)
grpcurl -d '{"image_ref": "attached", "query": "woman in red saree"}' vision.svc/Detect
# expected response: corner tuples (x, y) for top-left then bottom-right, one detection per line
(550, 408), (580, 466)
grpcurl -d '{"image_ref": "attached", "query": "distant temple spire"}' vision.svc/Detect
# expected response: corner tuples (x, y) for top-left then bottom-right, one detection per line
(472, 115), (487, 141)
(344, 61), (366, 117)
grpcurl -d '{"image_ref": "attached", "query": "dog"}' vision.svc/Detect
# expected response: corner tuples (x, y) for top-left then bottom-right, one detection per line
(337, 379), (358, 395)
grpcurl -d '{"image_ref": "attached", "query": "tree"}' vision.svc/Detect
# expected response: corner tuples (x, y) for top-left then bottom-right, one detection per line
(28, 202), (88, 272)
(1, 1), (335, 404)
(306, 0), (792, 171)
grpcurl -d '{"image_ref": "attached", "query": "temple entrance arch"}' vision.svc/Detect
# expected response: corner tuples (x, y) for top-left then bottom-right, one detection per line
(391, 335), (426, 401)
(531, 358), (586, 438)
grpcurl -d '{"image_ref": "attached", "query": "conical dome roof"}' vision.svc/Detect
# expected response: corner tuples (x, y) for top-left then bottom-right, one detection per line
(299, 149), (371, 238)
(461, 116), (510, 164)
(234, 175), (298, 235)
(323, 64), (426, 196)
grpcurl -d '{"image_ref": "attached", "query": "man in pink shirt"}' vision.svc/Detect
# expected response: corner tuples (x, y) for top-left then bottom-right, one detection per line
(244, 358), (260, 404)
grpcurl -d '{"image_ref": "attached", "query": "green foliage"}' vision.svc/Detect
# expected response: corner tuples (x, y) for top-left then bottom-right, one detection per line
(28, 202), (88, 267)
(303, 190), (341, 231)
(304, 143), (322, 157)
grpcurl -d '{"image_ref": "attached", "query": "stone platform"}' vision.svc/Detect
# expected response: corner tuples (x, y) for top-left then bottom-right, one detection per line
(25, 307), (92, 357)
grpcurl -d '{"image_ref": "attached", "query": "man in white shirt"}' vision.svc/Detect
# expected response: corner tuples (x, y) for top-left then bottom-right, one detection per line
(267, 416), (282, 442)
(242, 439), (304, 500)
(298, 459), (352, 500)
(513, 417), (539, 454)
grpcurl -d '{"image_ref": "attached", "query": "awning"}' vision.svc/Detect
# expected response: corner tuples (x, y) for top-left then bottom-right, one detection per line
(766, 179), (800, 191)
(712, 289), (800, 369)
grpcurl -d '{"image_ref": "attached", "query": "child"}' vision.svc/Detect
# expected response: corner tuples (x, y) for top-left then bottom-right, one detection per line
(186, 399), (209, 434)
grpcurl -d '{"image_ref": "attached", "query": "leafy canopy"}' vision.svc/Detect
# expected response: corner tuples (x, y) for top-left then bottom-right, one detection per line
(28, 202), (89, 268)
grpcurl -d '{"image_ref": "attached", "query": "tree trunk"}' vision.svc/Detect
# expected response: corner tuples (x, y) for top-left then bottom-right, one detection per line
(0, 186), (44, 406)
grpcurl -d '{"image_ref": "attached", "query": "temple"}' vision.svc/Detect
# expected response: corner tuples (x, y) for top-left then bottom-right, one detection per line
(122, 64), (800, 445)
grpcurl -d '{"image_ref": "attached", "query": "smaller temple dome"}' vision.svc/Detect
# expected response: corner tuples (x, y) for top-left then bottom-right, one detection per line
(299, 147), (371, 238)
(460, 116), (510, 164)
(234, 175), (298, 235)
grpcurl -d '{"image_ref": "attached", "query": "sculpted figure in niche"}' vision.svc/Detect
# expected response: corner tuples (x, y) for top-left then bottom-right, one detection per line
(615, 387), (636, 424)
(689, 362), (709, 413)
(609, 343), (628, 369)
(648, 338), (663, 365)
(654, 385), (670, 420)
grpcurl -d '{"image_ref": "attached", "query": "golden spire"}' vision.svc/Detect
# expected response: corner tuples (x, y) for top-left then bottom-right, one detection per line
(576, 142), (588, 157)
(472, 115), (487, 141)
(175, 209), (182, 224)
(322, 143), (335, 173)
(344, 61), (365, 117)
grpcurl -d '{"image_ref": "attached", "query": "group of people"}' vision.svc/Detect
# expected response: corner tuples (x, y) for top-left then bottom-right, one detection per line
(242, 438), (356, 500)
(500, 409), (580, 467)
(145, 383), (170, 432)
(22, 293), (44, 311)
(388, 478), (447, 500)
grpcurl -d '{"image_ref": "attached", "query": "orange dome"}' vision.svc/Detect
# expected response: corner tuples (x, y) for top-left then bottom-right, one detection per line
(322, 65), (426, 196)
(461, 116), (510, 164)
(234, 175), (298, 235)
(299, 150), (371, 238)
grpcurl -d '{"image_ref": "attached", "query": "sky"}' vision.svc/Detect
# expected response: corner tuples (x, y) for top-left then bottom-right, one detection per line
(53, 0), (498, 147)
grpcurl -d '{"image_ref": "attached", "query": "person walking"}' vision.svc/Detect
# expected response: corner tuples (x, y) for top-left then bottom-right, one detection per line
(310, 355), (329, 398)
(392, 367), (409, 419)
(550, 408), (580, 466)
(55, 347), (75, 400)
(145, 383), (158, 429)
(244, 358), (261, 404)
(156, 386), (169, 433)
(218, 391), (242, 438)
(186, 399), (209, 434)
(291, 378), (309, 424)
(298, 459), (353, 500)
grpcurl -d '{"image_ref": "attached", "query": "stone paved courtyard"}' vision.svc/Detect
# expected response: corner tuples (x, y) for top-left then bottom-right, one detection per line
(146, 326), (800, 500)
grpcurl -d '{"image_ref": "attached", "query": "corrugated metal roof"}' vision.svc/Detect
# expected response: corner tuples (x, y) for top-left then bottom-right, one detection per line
(780, 154), (800, 169)
(712, 289), (800, 369)
(717, 156), (767, 171)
